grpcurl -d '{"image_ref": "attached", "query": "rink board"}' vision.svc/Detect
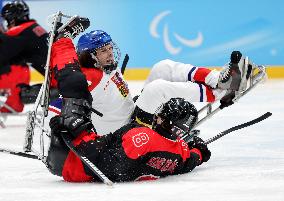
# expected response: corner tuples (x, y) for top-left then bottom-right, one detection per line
(31, 66), (284, 82)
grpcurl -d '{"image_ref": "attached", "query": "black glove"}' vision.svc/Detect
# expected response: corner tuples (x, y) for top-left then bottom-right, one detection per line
(49, 98), (93, 138)
(190, 136), (211, 163)
(231, 51), (242, 64)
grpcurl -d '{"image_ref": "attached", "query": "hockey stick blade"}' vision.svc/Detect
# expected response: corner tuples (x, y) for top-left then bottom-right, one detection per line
(60, 133), (114, 186)
(205, 112), (272, 145)
(0, 147), (39, 160)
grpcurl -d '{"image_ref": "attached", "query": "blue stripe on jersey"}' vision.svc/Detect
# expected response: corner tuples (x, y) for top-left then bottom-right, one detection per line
(198, 83), (203, 102)
(187, 66), (196, 81)
(49, 98), (63, 110)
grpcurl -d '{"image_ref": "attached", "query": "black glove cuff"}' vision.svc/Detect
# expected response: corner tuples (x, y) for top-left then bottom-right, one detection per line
(61, 98), (91, 117)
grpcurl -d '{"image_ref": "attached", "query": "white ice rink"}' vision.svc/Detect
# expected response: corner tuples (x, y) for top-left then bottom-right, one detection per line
(0, 80), (283, 201)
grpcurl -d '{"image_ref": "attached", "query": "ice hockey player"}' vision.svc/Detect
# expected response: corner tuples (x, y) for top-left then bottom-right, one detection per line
(0, 0), (48, 112)
(43, 15), (248, 182)
(48, 27), (248, 135)
(47, 97), (211, 182)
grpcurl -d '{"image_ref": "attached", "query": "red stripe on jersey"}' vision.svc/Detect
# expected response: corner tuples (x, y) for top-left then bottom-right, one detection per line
(48, 107), (61, 115)
(122, 127), (190, 161)
(205, 86), (215, 102)
(81, 68), (103, 91)
(5, 21), (36, 36)
(51, 38), (78, 70)
(193, 68), (212, 83)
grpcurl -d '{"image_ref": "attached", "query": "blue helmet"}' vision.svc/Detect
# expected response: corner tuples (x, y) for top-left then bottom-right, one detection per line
(77, 30), (112, 54)
(76, 30), (121, 73)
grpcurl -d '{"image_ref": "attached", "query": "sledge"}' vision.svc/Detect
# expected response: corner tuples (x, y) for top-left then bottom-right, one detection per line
(182, 58), (267, 141)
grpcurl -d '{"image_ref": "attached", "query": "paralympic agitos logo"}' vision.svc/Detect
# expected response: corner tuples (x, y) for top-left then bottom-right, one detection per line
(149, 10), (203, 55)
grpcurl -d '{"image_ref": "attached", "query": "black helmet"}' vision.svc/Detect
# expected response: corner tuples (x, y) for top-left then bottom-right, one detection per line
(152, 98), (198, 140)
(1, 0), (29, 26)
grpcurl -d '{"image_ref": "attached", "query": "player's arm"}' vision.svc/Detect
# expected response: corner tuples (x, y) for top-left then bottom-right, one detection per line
(181, 137), (211, 173)
(0, 34), (27, 65)
(49, 38), (93, 138)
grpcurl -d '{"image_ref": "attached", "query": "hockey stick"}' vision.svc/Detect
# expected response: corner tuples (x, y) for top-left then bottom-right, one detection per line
(60, 132), (113, 186)
(90, 107), (103, 117)
(121, 54), (129, 75)
(204, 112), (272, 145)
(0, 147), (39, 160)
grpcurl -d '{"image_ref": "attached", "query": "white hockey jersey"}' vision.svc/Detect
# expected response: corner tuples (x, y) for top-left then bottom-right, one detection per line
(86, 68), (135, 135)
(48, 59), (224, 136)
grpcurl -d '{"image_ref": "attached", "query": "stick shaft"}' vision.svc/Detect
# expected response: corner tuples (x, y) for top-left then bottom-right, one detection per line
(205, 112), (272, 145)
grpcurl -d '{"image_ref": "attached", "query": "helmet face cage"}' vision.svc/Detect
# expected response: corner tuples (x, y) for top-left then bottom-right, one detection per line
(90, 41), (121, 73)
(77, 30), (121, 74)
(152, 98), (198, 140)
(1, 0), (29, 26)
(170, 112), (198, 139)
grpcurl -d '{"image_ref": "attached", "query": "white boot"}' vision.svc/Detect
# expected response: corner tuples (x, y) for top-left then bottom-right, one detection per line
(217, 51), (251, 92)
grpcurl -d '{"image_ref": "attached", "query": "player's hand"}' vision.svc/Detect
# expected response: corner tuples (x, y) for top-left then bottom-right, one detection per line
(49, 98), (93, 138)
(191, 136), (211, 163)
(49, 114), (92, 138)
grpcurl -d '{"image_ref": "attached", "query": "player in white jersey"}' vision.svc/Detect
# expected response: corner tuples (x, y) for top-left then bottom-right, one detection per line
(48, 28), (246, 135)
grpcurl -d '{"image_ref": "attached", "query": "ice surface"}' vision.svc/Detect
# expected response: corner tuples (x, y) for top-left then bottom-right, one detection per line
(0, 80), (283, 201)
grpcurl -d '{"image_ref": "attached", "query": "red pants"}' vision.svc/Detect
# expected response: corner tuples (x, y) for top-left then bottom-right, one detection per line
(49, 38), (79, 88)
(0, 65), (30, 112)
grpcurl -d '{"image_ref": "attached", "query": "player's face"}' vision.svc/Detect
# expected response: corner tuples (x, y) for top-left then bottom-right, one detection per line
(95, 44), (115, 67)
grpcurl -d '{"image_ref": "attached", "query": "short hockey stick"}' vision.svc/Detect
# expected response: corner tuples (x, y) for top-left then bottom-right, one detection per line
(204, 112), (272, 145)
(0, 147), (39, 160)
(60, 133), (113, 186)
(121, 54), (129, 75)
